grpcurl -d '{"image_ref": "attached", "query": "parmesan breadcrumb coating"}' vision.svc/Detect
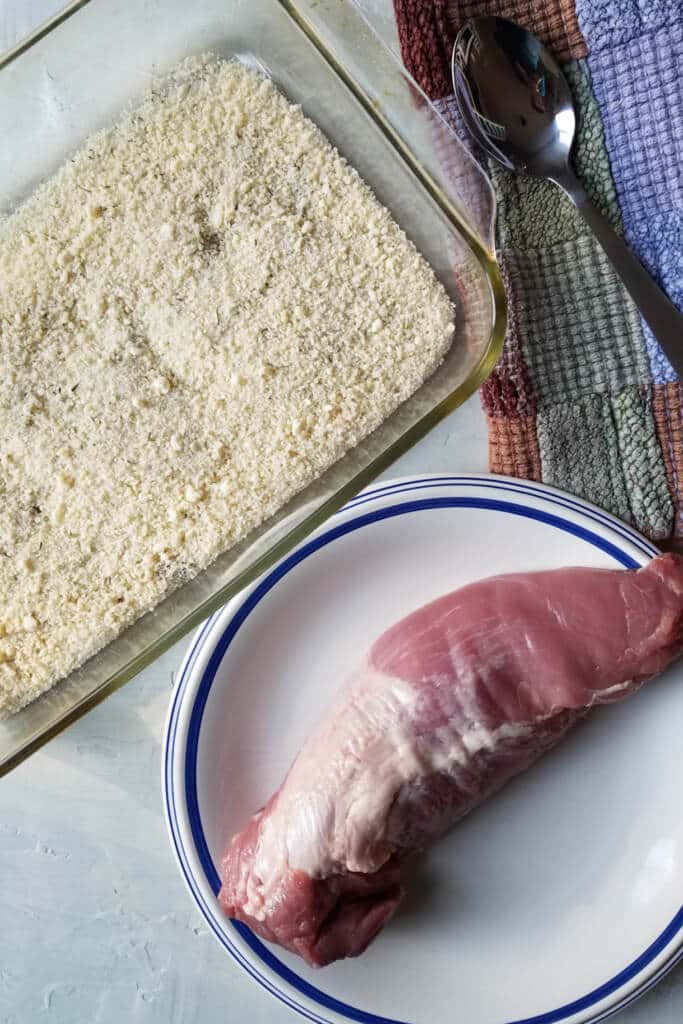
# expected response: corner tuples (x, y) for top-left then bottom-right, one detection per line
(0, 56), (455, 715)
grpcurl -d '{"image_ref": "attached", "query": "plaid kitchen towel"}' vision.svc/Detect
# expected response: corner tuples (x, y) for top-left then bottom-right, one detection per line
(393, 0), (683, 539)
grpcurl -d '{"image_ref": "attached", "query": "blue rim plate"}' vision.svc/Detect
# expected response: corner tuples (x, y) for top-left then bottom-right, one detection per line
(162, 474), (683, 1024)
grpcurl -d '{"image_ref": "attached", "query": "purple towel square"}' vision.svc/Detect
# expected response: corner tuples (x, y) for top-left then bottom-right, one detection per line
(586, 21), (683, 381)
(587, 23), (683, 226)
(630, 212), (683, 383)
(576, 0), (682, 51)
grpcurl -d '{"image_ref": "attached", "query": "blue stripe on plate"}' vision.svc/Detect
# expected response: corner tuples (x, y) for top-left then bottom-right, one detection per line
(589, 943), (683, 1024)
(339, 477), (658, 560)
(163, 621), (330, 1024)
(164, 481), (681, 1024)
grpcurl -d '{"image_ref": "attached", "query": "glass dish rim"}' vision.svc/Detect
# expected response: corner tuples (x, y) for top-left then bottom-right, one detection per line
(0, 0), (506, 775)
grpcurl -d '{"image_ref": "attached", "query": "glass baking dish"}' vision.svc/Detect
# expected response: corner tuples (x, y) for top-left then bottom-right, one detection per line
(0, 0), (505, 774)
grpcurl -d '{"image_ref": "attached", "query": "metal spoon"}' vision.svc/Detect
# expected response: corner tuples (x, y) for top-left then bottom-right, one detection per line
(452, 16), (683, 376)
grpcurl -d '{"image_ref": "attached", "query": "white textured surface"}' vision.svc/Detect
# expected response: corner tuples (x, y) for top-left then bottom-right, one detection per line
(0, 4), (680, 1024)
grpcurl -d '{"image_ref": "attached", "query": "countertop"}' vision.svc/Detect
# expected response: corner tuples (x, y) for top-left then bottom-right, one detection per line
(1, 3), (681, 1023)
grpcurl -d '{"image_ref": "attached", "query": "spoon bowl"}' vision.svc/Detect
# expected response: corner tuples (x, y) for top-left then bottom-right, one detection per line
(452, 17), (575, 181)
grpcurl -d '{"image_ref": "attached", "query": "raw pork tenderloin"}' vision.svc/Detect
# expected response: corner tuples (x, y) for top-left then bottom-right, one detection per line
(220, 554), (683, 965)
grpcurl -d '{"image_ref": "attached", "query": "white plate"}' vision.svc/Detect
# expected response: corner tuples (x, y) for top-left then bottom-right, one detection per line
(162, 475), (683, 1024)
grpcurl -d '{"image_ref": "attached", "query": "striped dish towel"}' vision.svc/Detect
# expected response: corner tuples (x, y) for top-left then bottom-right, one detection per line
(393, 0), (683, 540)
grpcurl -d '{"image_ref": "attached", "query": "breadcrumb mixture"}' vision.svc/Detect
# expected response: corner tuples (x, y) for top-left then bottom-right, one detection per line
(0, 56), (455, 715)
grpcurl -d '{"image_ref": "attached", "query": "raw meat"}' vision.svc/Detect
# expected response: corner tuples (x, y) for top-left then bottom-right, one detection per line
(219, 554), (683, 966)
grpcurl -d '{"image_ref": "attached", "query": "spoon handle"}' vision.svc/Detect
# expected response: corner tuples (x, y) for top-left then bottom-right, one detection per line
(553, 166), (683, 378)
